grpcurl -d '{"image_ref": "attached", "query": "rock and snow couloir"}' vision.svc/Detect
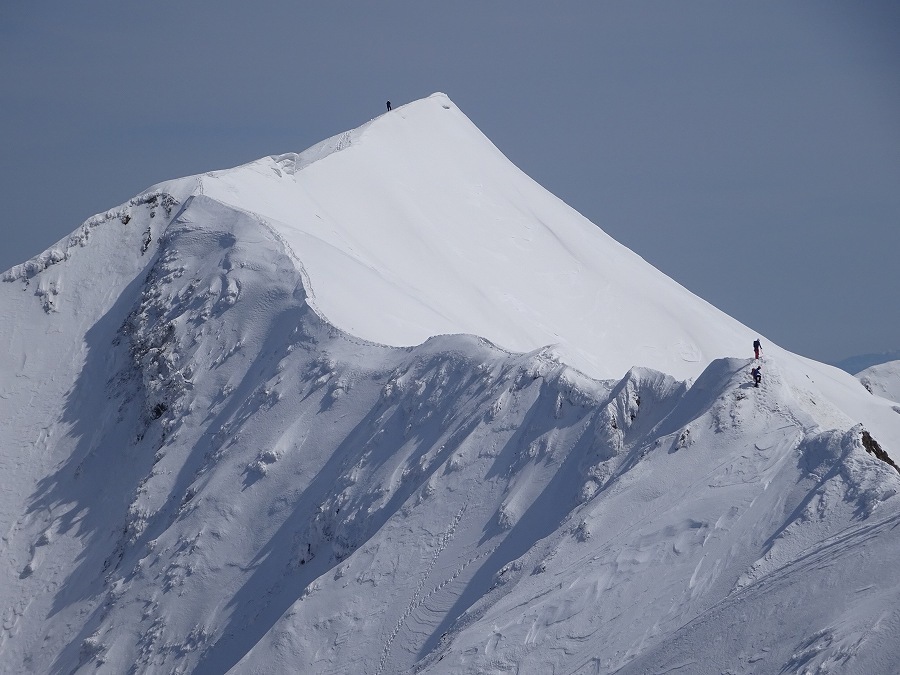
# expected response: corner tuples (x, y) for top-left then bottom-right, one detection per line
(1, 93), (899, 674)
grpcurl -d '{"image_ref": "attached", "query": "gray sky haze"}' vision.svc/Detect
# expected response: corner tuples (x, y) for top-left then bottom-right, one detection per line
(2, 1), (898, 365)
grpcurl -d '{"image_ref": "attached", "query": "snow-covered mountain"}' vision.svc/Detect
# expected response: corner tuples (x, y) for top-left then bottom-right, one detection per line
(836, 349), (900, 376)
(2, 93), (899, 674)
(858, 361), (900, 407)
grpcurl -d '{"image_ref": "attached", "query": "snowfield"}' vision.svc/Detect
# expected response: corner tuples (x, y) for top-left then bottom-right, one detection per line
(858, 360), (900, 407)
(1, 94), (899, 674)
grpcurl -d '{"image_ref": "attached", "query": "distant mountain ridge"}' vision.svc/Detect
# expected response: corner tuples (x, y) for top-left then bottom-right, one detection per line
(857, 360), (900, 406)
(836, 349), (900, 375)
(2, 94), (899, 674)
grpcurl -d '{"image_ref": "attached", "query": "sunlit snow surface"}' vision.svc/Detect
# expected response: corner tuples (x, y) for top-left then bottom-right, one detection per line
(1, 94), (899, 674)
(166, 93), (756, 383)
(858, 361), (900, 406)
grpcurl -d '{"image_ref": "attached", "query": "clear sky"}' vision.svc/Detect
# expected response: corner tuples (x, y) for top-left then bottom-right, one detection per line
(2, 2), (898, 365)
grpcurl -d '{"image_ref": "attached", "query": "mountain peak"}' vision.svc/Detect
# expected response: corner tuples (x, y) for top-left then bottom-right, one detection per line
(148, 93), (754, 381)
(3, 94), (900, 675)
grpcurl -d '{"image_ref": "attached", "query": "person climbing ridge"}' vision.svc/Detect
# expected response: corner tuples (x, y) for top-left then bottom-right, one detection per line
(386, 100), (392, 111)
(753, 338), (762, 360)
(751, 365), (762, 388)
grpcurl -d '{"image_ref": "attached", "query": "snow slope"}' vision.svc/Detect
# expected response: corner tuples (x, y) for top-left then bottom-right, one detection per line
(153, 92), (757, 383)
(858, 360), (900, 406)
(2, 94), (899, 674)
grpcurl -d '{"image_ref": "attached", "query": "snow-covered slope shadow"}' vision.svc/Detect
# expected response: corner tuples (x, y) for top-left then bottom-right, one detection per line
(0, 192), (176, 670)
(18, 193), (710, 672)
(4, 194), (556, 671)
(26, 267), (151, 605)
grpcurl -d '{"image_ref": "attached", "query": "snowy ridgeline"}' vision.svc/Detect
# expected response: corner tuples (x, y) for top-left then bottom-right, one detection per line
(1, 190), (899, 675)
(2, 191), (178, 284)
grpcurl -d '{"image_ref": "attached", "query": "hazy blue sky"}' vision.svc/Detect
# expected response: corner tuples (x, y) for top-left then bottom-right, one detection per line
(2, 2), (898, 365)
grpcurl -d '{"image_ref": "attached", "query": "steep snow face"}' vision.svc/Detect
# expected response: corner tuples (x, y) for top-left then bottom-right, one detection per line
(155, 92), (759, 382)
(0, 193), (173, 669)
(858, 360), (900, 406)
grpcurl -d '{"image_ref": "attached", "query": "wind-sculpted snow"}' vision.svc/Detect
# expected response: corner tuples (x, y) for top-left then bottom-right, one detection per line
(266, 124), (361, 177)
(2, 95), (900, 674)
(2, 191), (178, 283)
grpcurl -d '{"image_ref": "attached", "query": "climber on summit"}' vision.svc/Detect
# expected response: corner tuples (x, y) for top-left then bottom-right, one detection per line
(751, 365), (762, 388)
(753, 338), (762, 360)
(386, 100), (392, 112)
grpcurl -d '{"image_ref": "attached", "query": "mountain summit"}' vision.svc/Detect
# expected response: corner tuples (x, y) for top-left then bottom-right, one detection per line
(154, 92), (757, 382)
(2, 94), (899, 674)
